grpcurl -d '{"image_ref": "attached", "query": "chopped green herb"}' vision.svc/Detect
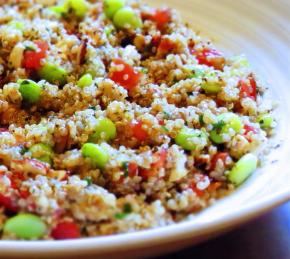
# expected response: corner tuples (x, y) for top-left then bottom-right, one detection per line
(163, 111), (170, 119)
(88, 105), (96, 110)
(161, 125), (169, 132)
(25, 46), (37, 51)
(114, 203), (132, 220)
(141, 67), (148, 74)
(199, 114), (204, 124)
(20, 147), (28, 155)
(212, 120), (226, 131)
(122, 161), (129, 177)
(114, 212), (127, 219)
(123, 203), (132, 213)
(84, 176), (92, 185)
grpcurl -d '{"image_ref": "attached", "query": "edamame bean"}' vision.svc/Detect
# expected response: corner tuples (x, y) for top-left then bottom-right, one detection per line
(65, 0), (89, 18)
(77, 73), (93, 88)
(4, 214), (46, 239)
(113, 7), (142, 29)
(18, 79), (42, 103)
(258, 114), (273, 129)
(175, 127), (208, 151)
(201, 81), (222, 94)
(210, 113), (243, 144)
(29, 143), (53, 165)
(81, 143), (109, 168)
(38, 63), (67, 86)
(104, 0), (125, 19)
(88, 118), (116, 143)
(227, 153), (258, 185)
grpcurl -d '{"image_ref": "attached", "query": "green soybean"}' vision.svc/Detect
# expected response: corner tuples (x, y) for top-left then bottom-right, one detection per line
(29, 143), (53, 165)
(38, 63), (67, 86)
(81, 143), (109, 168)
(210, 113), (243, 144)
(175, 127), (207, 151)
(201, 81), (222, 94)
(258, 114), (273, 129)
(49, 5), (67, 16)
(65, 0), (89, 18)
(77, 73), (93, 88)
(104, 0), (125, 19)
(18, 79), (42, 103)
(3, 214), (46, 239)
(88, 118), (116, 143)
(227, 153), (258, 185)
(113, 7), (142, 29)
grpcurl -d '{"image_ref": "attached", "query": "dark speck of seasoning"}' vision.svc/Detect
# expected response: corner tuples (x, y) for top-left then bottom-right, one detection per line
(271, 159), (278, 164)
(120, 37), (132, 48)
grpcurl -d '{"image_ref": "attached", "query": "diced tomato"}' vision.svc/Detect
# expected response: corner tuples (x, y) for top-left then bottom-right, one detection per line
(109, 59), (141, 91)
(152, 149), (167, 168)
(139, 149), (167, 180)
(157, 38), (176, 55)
(244, 124), (258, 135)
(19, 188), (30, 199)
(0, 128), (8, 133)
(191, 48), (225, 70)
(158, 119), (165, 125)
(51, 221), (80, 240)
(130, 120), (148, 141)
(9, 172), (25, 189)
(209, 152), (229, 171)
(23, 40), (48, 70)
(128, 162), (138, 177)
(207, 181), (222, 192)
(239, 75), (257, 100)
(150, 9), (171, 30)
(0, 193), (18, 212)
(151, 35), (161, 46)
(190, 182), (204, 197)
(243, 124), (258, 142)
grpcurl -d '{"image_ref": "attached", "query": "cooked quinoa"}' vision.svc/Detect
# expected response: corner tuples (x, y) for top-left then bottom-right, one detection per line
(0, 0), (275, 240)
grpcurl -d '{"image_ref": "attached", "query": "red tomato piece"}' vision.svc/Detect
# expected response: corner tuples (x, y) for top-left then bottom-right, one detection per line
(19, 188), (30, 199)
(239, 76), (257, 100)
(139, 149), (167, 180)
(51, 221), (80, 240)
(23, 40), (48, 70)
(191, 48), (225, 70)
(151, 34), (161, 46)
(0, 128), (8, 133)
(128, 162), (138, 177)
(190, 182), (204, 197)
(244, 124), (258, 135)
(131, 120), (148, 141)
(157, 38), (176, 54)
(9, 172), (25, 189)
(0, 193), (18, 212)
(209, 152), (229, 171)
(151, 9), (171, 30)
(243, 124), (258, 142)
(152, 149), (167, 168)
(207, 181), (222, 192)
(158, 119), (165, 125)
(109, 59), (141, 91)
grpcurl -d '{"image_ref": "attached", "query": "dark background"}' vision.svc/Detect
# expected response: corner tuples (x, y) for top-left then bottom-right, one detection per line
(159, 201), (290, 259)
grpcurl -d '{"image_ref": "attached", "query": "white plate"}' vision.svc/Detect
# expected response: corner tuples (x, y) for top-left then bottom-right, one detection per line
(1, 0), (289, 257)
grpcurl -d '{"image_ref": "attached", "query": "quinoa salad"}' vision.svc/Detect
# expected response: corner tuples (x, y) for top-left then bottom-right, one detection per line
(0, 0), (276, 240)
